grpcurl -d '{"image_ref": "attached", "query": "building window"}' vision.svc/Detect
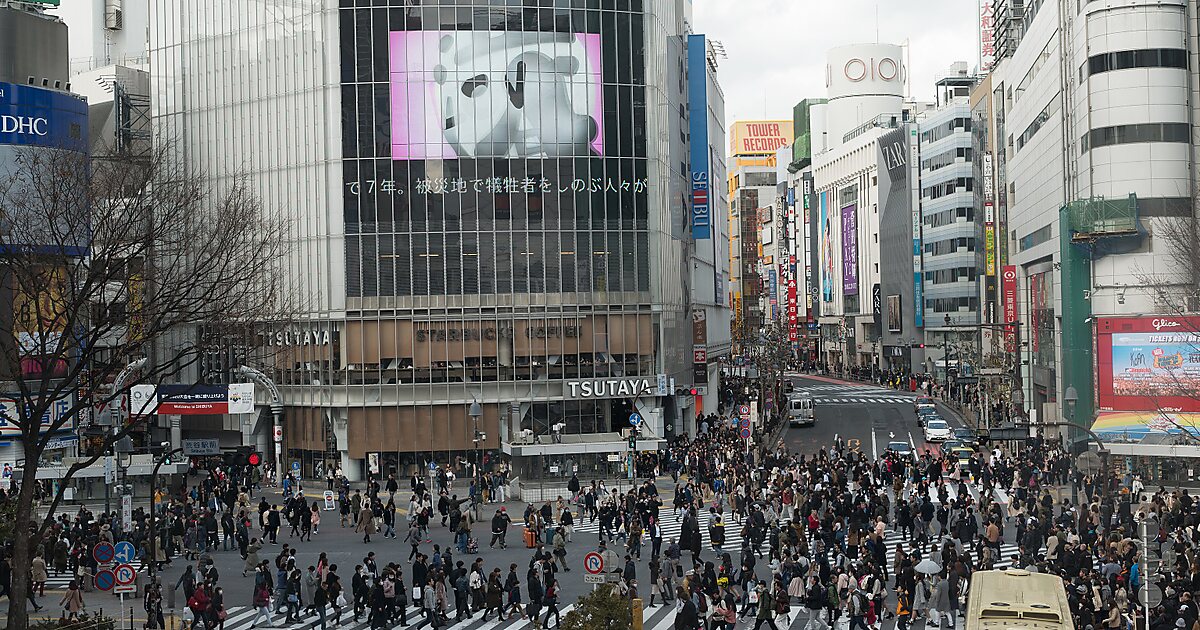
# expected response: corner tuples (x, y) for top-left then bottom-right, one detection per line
(1018, 224), (1053, 251)
(1082, 48), (1188, 81)
(1080, 122), (1189, 153)
(1015, 97), (1057, 153)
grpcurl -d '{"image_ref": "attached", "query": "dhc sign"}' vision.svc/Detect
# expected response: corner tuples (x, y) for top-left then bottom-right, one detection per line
(687, 34), (711, 240)
(0, 81), (87, 149)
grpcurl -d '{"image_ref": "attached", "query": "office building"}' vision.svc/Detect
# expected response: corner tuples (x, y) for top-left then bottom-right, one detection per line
(149, 1), (730, 481)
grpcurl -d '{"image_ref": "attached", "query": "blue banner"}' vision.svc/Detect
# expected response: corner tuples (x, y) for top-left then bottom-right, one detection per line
(0, 82), (87, 151)
(687, 35), (711, 240)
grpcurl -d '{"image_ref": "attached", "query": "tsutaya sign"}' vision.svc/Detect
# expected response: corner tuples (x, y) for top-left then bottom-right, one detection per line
(565, 378), (654, 399)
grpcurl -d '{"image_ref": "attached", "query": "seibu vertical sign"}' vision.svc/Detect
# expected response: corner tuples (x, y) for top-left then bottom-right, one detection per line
(687, 35), (711, 240)
(1002, 265), (1018, 351)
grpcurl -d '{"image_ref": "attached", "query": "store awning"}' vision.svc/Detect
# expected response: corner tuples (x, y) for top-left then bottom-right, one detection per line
(1091, 411), (1200, 456)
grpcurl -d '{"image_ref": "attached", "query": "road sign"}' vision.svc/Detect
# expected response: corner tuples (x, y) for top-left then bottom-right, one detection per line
(738, 404), (750, 416)
(94, 569), (115, 592)
(114, 563), (136, 586)
(739, 418), (750, 429)
(584, 552), (604, 575)
(739, 428), (751, 439)
(114, 584), (138, 594)
(583, 574), (606, 584)
(182, 438), (220, 456)
(628, 413), (643, 426)
(93, 542), (115, 564)
(323, 491), (336, 511)
(113, 541), (136, 564)
(273, 425), (283, 442)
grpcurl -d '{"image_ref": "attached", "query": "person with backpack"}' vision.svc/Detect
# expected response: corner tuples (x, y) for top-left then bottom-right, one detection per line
(803, 576), (829, 630)
(847, 585), (871, 630)
(750, 581), (779, 630)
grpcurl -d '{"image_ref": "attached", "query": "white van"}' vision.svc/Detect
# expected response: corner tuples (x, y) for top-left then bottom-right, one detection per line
(787, 393), (814, 427)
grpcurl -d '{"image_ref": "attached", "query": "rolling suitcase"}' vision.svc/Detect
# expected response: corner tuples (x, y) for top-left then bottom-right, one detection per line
(524, 527), (537, 549)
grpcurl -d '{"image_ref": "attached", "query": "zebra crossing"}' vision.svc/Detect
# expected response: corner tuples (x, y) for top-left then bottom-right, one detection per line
(812, 396), (915, 404)
(206, 600), (928, 630)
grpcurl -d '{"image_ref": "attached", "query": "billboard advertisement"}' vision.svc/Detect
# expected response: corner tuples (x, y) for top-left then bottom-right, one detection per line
(687, 35), (711, 240)
(131, 383), (255, 416)
(13, 264), (69, 378)
(730, 120), (793, 157)
(0, 392), (72, 437)
(841, 203), (859, 296)
(389, 31), (603, 160)
(0, 82), (89, 256)
(342, 9), (651, 299)
(1097, 316), (1200, 413)
(820, 191), (833, 302)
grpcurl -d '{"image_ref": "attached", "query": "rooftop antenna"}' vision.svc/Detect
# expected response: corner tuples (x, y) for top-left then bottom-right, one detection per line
(875, 2), (880, 43)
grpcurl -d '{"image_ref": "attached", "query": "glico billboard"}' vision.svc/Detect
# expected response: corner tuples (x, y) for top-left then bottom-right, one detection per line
(1096, 316), (1200, 413)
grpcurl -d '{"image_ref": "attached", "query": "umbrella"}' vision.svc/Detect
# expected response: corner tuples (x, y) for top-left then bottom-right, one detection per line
(915, 559), (941, 574)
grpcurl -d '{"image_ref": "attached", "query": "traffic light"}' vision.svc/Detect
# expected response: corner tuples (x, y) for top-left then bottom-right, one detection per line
(673, 387), (698, 396)
(223, 446), (253, 468)
(627, 427), (639, 449)
(247, 451), (263, 467)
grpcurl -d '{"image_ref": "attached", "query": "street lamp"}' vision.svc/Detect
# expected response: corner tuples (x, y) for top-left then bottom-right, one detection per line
(1064, 385), (1079, 505)
(148, 444), (183, 585)
(237, 366), (284, 488)
(470, 398), (484, 477)
(468, 400), (483, 518)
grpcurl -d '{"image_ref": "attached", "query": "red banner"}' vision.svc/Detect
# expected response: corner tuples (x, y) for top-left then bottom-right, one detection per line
(1002, 266), (1017, 351)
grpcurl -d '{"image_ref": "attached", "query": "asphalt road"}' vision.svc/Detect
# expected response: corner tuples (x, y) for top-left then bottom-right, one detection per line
(782, 373), (966, 459)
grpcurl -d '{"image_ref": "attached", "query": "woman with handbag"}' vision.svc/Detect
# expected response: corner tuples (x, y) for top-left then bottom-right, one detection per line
(211, 586), (227, 630)
(59, 580), (85, 621)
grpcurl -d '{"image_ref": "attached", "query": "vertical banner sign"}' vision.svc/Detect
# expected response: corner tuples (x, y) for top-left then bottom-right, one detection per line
(872, 284), (882, 327)
(687, 35), (711, 240)
(1002, 265), (1018, 351)
(841, 203), (859, 296)
(980, 0), (996, 72)
(820, 191), (833, 302)
(985, 203), (996, 276)
(691, 308), (708, 384)
(787, 255), (799, 343)
(909, 127), (924, 327)
(768, 268), (779, 320)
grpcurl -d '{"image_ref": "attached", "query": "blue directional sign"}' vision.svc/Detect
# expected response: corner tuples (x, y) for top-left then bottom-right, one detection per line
(628, 413), (643, 426)
(94, 570), (115, 592)
(292, 461), (301, 472)
(113, 541), (136, 565)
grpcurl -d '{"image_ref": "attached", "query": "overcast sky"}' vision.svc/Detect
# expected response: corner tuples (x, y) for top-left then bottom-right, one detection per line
(693, 0), (980, 126)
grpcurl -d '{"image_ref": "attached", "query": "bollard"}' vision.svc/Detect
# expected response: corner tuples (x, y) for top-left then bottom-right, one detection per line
(632, 597), (643, 630)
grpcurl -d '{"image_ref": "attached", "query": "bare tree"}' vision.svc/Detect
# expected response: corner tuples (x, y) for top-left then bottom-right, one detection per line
(0, 143), (288, 630)
(1124, 215), (1200, 444)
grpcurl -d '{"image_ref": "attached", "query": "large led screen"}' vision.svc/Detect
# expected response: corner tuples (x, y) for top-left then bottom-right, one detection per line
(1097, 316), (1200, 412)
(389, 31), (604, 160)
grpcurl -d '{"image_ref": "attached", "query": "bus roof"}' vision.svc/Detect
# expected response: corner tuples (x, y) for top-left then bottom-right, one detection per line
(968, 570), (1070, 629)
